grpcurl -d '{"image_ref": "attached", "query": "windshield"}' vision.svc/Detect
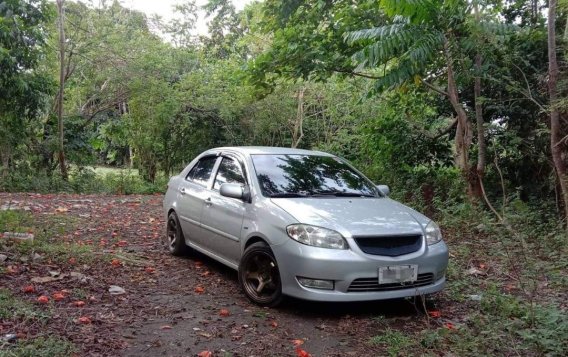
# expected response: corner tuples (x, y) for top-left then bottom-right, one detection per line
(251, 154), (379, 198)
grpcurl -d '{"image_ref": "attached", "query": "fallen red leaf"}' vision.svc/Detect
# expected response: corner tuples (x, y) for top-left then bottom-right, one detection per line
(22, 285), (35, 293)
(201, 271), (211, 277)
(444, 322), (456, 330)
(479, 263), (486, 269)
(73, 300), (86, 307)
(428, 310), (441, 318)
(37, 295), (49, 304)
(52, 292), (65, 301)
(145, 267), (155, 274)
(296, 346), (311, 357)
(197, 351), (212, 357)
(292, 339), (304, 346)
(195, 286), (205, 293)
(219, 309), (230, 317)
(111, 259), (121, 267)
(68, 257), (77, 265)
(117, 240), (128, 247)
(160, 325), (172, 330)
(271, 321), (278, 328)
(77, 316), (91, 324)
(111, 231), (118, 237)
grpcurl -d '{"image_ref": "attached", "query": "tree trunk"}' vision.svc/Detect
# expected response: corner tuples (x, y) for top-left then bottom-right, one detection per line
(292, 87), (305, 148)
(473, 1), (485, 200)
(547, 0), (568, 226)
(56, 0), (68, 180)
(444, 38), (474, 197)
(0, 146), (11, 180)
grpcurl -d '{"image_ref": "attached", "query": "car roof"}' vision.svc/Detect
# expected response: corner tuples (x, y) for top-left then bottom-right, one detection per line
(206, 146), (335, 157)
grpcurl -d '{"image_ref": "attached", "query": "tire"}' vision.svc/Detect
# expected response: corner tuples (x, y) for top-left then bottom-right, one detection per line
(238, 242), (284, 307)
(166, 211), (189, 256)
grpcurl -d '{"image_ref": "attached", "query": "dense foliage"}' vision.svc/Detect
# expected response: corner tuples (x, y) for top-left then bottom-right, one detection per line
(1, 1), (565, 211)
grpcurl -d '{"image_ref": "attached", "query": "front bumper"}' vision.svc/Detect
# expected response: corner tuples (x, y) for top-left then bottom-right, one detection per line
(272, 238), (448, 302)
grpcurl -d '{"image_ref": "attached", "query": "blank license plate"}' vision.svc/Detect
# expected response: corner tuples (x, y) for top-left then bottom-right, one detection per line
(378, 265), (418, 284)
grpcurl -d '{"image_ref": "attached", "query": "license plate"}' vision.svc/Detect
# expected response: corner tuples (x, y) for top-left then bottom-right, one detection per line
(378, 265), (418, 284)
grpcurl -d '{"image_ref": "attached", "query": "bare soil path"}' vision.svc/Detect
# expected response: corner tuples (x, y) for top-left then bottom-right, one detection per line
(0, 193), (444, 356)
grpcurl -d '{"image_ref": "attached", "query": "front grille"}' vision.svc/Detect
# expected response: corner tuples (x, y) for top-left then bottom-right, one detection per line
(354, 235), (422, 256)
(347, 273), (434, 292)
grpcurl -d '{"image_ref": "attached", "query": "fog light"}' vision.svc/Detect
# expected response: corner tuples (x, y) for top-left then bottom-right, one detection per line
(297, 277), (334, 290)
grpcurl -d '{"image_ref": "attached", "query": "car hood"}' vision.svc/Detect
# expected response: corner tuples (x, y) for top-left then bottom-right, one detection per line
(270, 197), (428, 237)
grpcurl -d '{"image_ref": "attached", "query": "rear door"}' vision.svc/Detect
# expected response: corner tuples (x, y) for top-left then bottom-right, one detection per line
(176, 155), (220, 246)
(199, 155), (248, 265)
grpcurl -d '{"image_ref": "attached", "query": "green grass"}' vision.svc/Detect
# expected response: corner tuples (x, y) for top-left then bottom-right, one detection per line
(0, 289), (49, 321)
(77, 165), (140, 176)
(0, 336), (75, 357)
(369, 328), (415, 357)
(0, 210), (96, 264)
(1, 165), (168, 194)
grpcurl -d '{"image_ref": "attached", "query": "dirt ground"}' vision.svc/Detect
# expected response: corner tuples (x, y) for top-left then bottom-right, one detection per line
(0, 193), (447, 356)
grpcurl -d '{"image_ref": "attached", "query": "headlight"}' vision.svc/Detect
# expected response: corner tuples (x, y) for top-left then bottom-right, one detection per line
(425, 221), (442, 245)
(286, 224), (348, 249)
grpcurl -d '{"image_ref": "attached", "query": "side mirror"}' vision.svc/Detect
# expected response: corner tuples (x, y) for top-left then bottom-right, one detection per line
(377, 185), (390, 197)
(220, 183), (250, 202)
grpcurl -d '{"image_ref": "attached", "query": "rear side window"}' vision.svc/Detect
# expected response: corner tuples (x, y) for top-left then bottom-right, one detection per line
(186, 156), (217, 186)
(213, 157), (245, 190)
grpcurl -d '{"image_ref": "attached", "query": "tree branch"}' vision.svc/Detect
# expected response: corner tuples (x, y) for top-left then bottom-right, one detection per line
(420, 79), (449, 97)
(332, 68), (381, 79)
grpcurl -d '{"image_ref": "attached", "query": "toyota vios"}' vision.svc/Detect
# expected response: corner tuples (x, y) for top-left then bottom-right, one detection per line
(163, 147), (449, 306)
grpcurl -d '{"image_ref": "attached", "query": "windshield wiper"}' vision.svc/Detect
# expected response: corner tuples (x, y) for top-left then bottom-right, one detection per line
(269, 192), (309, 198)
(310, 191), (376, 198)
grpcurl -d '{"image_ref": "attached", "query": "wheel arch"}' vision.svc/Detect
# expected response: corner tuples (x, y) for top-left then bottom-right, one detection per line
(243, 236), (269, 251)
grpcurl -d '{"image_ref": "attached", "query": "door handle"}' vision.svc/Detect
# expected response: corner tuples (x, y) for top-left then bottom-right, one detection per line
(180, 188), (186, 195)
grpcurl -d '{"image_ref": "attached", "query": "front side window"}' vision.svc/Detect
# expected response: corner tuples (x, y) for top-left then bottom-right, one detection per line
(187, 156), (217, 186)
(251, 154), (378, 198)
(213, 157), (245, 190)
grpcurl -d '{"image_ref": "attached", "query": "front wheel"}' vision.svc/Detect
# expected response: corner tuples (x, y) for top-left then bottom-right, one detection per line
(238, 242), (283, 307)
(166, 211), (189, 256)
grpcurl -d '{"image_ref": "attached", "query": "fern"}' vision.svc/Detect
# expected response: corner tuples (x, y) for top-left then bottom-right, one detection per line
(380, 0), (438, 23)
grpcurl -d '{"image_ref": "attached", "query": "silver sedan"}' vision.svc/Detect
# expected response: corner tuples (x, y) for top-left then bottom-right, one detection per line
(163, 147), (449, 306)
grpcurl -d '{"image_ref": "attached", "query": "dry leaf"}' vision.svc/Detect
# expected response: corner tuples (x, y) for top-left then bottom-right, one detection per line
(22, 285), (35, 293)
(428, 310), (441, 318)
(296, 347), (312, 357)
(73, 300), (86, 307)
(77, 316), (92, 324)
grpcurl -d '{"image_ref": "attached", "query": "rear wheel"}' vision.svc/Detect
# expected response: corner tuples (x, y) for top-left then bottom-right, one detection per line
(238, 242), (283, 307)
(166, 212), (189, 256)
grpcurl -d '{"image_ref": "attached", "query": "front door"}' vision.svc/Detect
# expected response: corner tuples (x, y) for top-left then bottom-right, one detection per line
(200, 156), (247, 265)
